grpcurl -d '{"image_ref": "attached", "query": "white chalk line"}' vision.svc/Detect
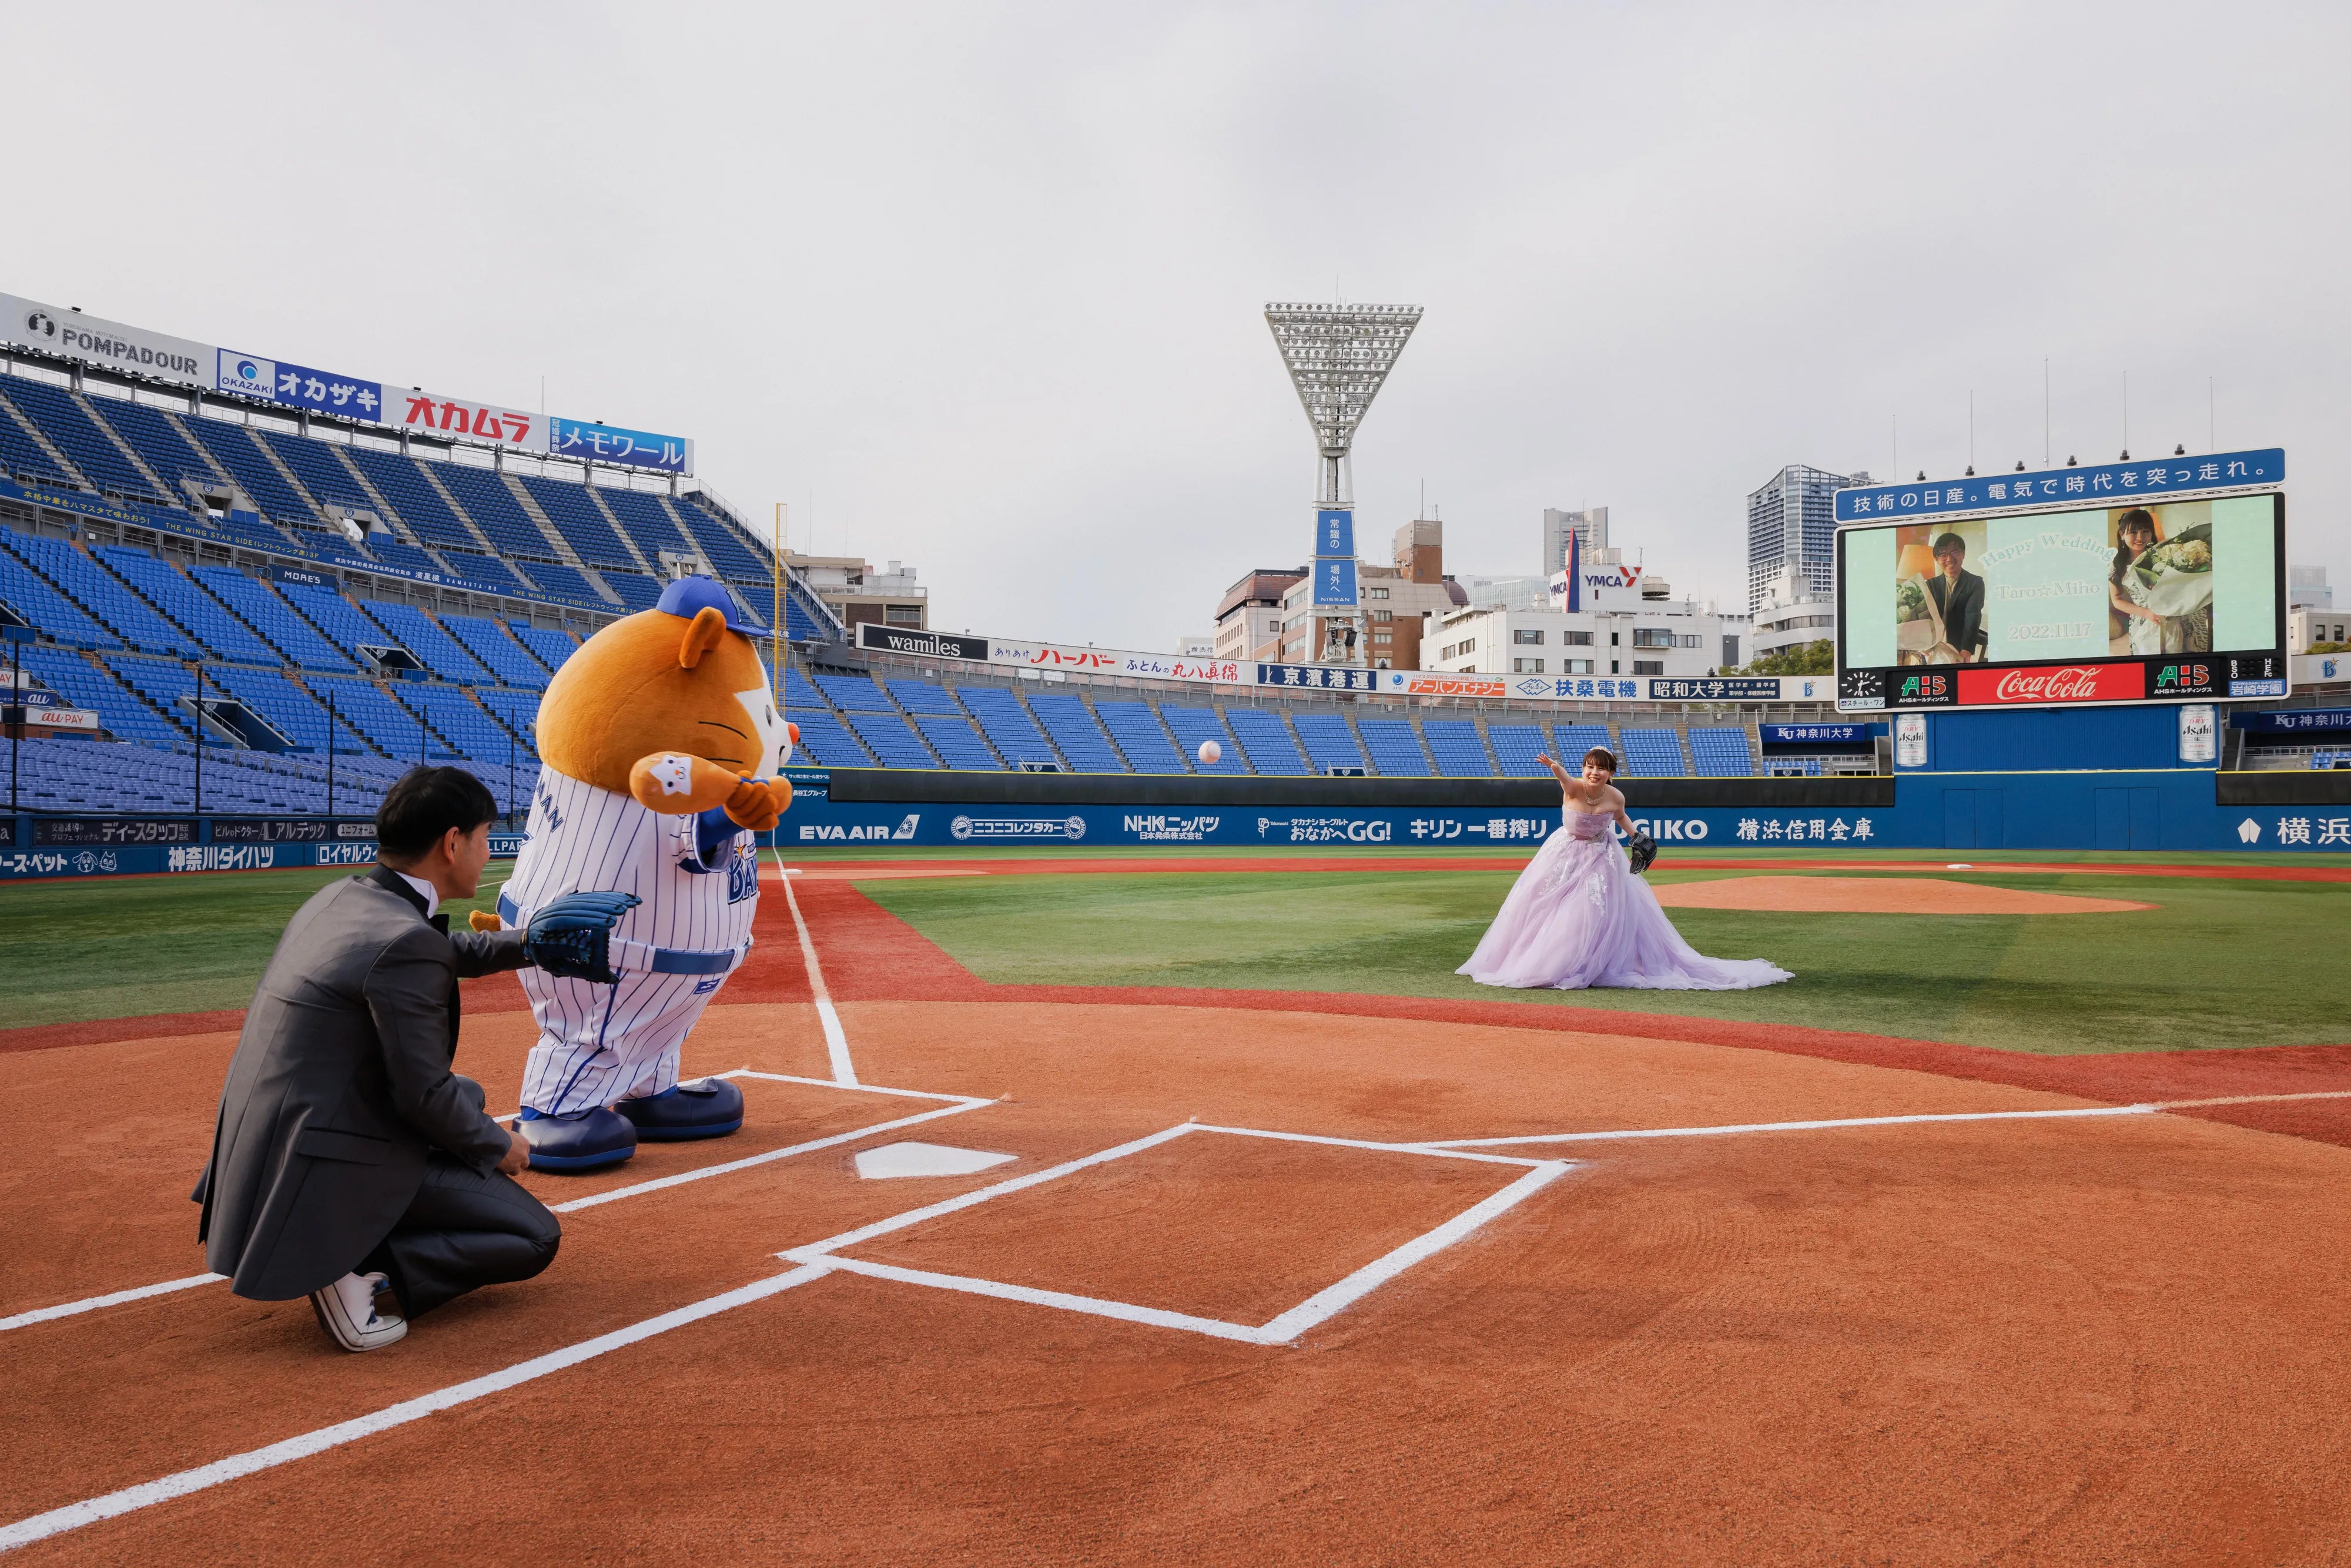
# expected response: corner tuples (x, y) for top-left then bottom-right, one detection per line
(1414, 1088), (2351, 1150)
(0, 1274), (227, 1335)
(1, 1073), (991, 1333)
(0, 1265), (829, 1554)
(776, 863), (856, 1087)
(781, 1123), (1573, 1346)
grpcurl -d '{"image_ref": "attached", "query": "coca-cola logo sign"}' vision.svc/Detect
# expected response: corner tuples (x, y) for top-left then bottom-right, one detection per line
(1958, 663), (2145, 705)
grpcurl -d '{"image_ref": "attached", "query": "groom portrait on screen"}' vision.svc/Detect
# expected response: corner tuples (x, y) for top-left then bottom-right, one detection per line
(1925, 532), (1988, 664)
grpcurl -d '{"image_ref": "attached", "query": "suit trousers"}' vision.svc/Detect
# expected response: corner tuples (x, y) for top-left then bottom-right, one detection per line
(361, 1152), (561, 1318)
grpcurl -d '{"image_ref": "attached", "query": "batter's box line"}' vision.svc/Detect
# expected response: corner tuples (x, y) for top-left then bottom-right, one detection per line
(777, 1123), (1574, 1347)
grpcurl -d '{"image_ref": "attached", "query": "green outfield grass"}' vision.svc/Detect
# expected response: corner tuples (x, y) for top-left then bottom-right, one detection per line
(1, 865), (514, 1028)
(857, 863), (2351, 1056)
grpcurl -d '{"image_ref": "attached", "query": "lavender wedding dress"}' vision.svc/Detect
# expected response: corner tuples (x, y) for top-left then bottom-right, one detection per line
(1458, 808), (1793, 991)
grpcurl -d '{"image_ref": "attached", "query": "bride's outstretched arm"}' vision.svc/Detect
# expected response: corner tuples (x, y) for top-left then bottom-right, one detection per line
(1535, 752), (1588, 801)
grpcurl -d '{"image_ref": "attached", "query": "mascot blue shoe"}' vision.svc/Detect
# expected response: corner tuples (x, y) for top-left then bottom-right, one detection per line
(516, 1105), (638, 1172)
(616, 1077), (745, 1141)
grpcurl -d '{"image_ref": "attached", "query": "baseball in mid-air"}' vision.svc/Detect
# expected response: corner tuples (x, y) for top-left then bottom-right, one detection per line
(1197, 739), (1221, 766)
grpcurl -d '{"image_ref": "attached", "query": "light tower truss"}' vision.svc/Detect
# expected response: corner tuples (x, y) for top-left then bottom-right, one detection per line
(1264, 302), (1423, 507)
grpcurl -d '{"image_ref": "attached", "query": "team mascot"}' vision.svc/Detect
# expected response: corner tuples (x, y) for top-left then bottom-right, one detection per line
(488, 577), (797, 1172)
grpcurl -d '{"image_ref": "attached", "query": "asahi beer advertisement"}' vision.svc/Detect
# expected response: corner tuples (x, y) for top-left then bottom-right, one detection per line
(1836, 482), (2287, 711)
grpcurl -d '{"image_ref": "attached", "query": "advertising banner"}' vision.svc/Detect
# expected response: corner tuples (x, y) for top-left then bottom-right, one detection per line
(856, 624), (989, 662)
(1649, 677), (1791, 702)
(2177, 704), (2218, 763)
(1835, 448), (2285, 522)
(1761, 723), (1873, 745)
(384, 388), (547, 454)
(0, 294), (210, 385)
(549, 417), (694, 476)
(1312, 557), (1358, 609)
(1258, 662), (1384, 694)
(217, 351), (384, 421)
(2232, 708), (2351, 733)
(1316, 508), (1354, 558)
(1838, 490), (2287, 711)
(989, 637), (1245, 686)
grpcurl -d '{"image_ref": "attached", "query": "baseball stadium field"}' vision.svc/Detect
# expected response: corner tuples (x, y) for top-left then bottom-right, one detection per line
(6, 846), (2351, 1562)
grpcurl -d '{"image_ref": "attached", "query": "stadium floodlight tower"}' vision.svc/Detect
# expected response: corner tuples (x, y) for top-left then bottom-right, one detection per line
(1265, 301), (1422, 669)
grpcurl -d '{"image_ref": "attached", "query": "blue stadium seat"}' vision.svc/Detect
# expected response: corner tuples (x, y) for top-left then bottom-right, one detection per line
(1093, 701), (1187, 773)
(341, 446), (491, 553)
(360, 601), (493, 685)
(309, 674), (450, 760)
(3, 531), (197, 656)
(474, 688), (543, 754)
(13, 644), (176, 742)
(843, 709), (940, 768)
(885, 679), (963, 715)
(188, 567), (354, 671)
(94, 547), (281, 664)
(816, 672), (895, 712)
(1485, 723), (1550, 777)
(1420, 719), (1495, 776)
(277, 582), (395, 662)
(1687, 726), (1756, 778)
(398, 684), (520, 763)
(913, 714), (1000, 769)
(251, 430), (376, 521)
(507, 621), (578, 677)
(962, 686), (1072, 769)
(597, 487), (703, 569)
(0, 381), (76, 486)
(1020, 696), (1119, 776)
(783, 702), (872, 767)
(601, 572), (664, 613)
(1291, 712), (1366, 773)
(360, 536), (453, 581)
(0, 530), (120, 649)
(178, 416), (321, 531)
(1355, 717), (1432, 776)
(1617, 727), (1687, 776)
(516, 561), (609, 608)
(1550, 724), (1613, 769)
(206, 665), (374, 755)
(441, 614), (548, 689)
(1224, 709), (1309, 775)
(1157, 704), (1246, 773)
(100, 654), (209, 742)
(0, 376), (167, 502)
(514, 473), (637, 567)
(668, 494), (772, 582)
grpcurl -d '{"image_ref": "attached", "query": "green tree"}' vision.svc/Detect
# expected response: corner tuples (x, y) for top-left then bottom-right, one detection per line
(1733, 639), (1834, 676)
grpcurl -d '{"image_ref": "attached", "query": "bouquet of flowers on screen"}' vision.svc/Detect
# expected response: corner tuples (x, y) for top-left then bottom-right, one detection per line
(1892, 553), (1951, 659)
(2129, 521), (2214, 617)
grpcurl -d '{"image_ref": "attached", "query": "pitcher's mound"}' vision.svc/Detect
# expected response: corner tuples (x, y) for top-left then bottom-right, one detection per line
(1653, 875), (2153, 916)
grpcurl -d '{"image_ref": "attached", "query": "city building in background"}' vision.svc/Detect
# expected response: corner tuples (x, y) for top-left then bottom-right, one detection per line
(1747, 464), (1864, 615)
(1457, 574), (1553, 612)
(1749, 561), (1837, 666)
(1213, 568), (1306, 663)
(784, 551), (926, 632)
(1271, 517), (1463, 669)
(1178, 633), (1215, 658)
(1541, 506), (1608, 575)
(2290, 565), (2333, 610)
(1430, 540), (1749, 682)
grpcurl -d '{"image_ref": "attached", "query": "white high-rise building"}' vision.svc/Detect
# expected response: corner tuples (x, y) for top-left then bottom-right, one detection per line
(2290, 565), (2333, 610)
(1746, 466), (1864, 615)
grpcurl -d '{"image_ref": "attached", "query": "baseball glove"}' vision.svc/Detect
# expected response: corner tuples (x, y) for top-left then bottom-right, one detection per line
(1626, 829), (1659, 876)
(523, 890), (642, 984)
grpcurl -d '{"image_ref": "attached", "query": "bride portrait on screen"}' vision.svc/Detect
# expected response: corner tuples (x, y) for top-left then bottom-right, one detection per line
(2109, 506), (2214, 655)
(1458, 747), (1791, 992)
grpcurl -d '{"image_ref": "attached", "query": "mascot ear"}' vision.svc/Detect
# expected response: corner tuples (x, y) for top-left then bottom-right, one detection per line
(678, 606), (729, 670)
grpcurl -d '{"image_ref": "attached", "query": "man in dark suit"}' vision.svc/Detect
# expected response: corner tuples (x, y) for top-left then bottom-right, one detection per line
(1926, 533), (1988, 662)
(196, 768), (557, 1352)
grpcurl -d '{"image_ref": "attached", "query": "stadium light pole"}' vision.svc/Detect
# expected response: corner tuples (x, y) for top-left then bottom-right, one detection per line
(1264, 302), (1422, 669)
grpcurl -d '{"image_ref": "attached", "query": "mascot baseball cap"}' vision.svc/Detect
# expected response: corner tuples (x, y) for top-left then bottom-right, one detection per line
(656, 575), (763, 635)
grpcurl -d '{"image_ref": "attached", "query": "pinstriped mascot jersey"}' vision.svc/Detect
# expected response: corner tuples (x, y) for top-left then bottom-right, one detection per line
(505, 768), (763, 1114)
(504, 579), (792, 1118)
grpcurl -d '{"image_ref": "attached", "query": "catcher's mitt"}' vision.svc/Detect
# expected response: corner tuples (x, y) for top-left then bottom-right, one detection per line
(1626, 829), (1659, 876)
(523, 890), (642, 984)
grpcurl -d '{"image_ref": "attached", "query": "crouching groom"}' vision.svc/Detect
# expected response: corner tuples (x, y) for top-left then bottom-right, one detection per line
(192, 766), (627, 1352)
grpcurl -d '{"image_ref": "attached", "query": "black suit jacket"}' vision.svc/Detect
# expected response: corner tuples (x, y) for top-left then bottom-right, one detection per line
(1927, 569), (1988, 658)
(194, 866), (527, 1301)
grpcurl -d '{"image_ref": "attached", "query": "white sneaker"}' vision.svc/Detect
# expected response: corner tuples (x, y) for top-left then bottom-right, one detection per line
(308, 1271), (407, 1352)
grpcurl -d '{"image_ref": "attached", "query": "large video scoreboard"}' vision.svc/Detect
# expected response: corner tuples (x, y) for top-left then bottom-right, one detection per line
(1833, 449), (2288, 711)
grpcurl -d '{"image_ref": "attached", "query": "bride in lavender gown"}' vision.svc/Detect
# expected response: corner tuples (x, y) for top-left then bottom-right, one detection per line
(1458, 746), (1792, 992)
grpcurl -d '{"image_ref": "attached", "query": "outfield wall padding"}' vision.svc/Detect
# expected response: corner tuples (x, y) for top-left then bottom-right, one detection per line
(822, 769), (1895, 810)
(2215, 770), (2351, 806)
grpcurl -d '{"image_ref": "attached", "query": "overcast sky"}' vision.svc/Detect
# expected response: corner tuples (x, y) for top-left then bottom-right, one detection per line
(11, 2), (2346, 646)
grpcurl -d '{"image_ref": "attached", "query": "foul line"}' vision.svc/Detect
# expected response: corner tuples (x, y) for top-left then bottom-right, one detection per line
(778, 862), (856, 1087)
(1416, 1088), (2351, 1150)
(2, 1074), (989, 1332)
(0, 1266), (829, 1554)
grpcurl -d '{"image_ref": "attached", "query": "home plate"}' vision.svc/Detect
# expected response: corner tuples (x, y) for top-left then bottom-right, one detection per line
(855, 1142), (1019, 1180)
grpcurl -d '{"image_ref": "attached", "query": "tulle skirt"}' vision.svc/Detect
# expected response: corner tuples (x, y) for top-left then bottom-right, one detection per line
(1458, 830), (1793, 991)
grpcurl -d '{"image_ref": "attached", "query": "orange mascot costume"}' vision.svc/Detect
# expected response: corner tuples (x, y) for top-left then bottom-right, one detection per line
(495, 577), (796, 1171)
